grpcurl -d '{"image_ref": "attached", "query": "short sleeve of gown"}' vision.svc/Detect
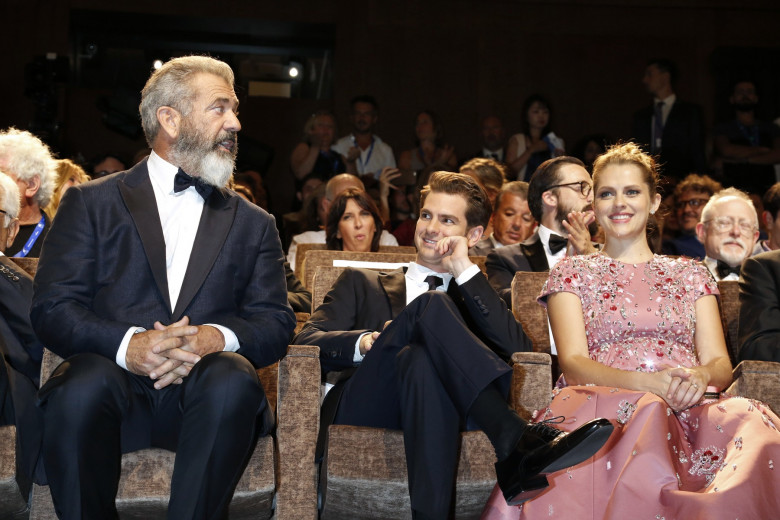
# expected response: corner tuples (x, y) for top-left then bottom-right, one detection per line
(684, 260), (719, 300)
(537, 256), (586, 308)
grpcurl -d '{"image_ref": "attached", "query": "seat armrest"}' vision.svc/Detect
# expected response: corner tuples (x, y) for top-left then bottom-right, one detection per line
(509, 352), (552, 421)
(275, 345), (321, 520)
(726, 360), (780, 414)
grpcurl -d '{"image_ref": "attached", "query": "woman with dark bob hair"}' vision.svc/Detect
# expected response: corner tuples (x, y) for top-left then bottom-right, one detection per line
(326, 188), (383, 253)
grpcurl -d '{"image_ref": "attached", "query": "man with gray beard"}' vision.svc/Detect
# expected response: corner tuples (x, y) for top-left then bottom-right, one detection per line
(696, 187), (760, 281)
(31, 56), (295, 518)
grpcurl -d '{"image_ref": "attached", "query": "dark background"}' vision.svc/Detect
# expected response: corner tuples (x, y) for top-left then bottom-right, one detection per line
(2, 0), (779, 217)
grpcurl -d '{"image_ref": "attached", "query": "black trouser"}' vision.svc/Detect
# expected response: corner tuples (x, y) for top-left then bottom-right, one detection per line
(38, 351), (270, 520)
(334, 292), (512, 519)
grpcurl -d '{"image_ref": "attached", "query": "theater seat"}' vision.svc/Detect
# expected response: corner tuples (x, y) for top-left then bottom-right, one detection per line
(29, 344), (321, 520)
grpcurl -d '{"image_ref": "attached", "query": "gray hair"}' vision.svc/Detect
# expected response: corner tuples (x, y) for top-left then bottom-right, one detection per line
(0, 128), (57, 208)
(139, 56), (235, 146)
(0, 173), (21, 228)
(700, 187), (758, 227)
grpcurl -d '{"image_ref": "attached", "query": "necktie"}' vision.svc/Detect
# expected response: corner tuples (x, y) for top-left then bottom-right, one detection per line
(716, 260), (740, 279)
(174, 169), (213, 200)
(653, 101), (665, 153)
(548, 234), (568, 255)
(424, 275), (444, 291)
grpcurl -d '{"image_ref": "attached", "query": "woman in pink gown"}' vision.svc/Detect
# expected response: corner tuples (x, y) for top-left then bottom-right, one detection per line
(482, 142), (780, 519)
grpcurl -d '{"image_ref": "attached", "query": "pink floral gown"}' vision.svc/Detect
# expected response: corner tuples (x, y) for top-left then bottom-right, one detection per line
(482, 254), (780, 520)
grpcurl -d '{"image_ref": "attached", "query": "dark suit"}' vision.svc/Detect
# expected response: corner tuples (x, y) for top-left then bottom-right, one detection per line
(486, 230), (549, 307)
(631, 99), (706, 180)
(294, 267), (531, 517)
(31, 160), (296, 518)
(285, 261), (312, 313)
(0, 256), (44, 496)
(738, 249), (780, 362)
(468, 236), (497, 257)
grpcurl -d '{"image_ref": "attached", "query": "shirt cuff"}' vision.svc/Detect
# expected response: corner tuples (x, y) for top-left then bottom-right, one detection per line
(354, 332), (371, 362)
(117, 326), (146, 370)
(455, 264), (481, 285)
(207, 324), (239, 352)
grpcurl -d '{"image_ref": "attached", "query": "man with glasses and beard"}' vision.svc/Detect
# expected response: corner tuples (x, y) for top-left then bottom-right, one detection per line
(31, 56), (295, 518)
(486, 156), (596, 307)
(696, 187), (760, 281)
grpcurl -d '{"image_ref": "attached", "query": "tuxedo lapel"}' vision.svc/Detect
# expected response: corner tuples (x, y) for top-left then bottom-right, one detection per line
(173, 189), (238, 318)
(378, 268), (407, 319)
(118, 164), (171, 312)
(520, 233), (549, 272)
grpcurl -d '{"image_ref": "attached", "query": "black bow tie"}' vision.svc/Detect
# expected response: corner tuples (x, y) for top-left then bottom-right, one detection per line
(548, 234), (568, 255)
(424, 275), (444, 291)
(174, 169), (213, 200)
(716, 260), (740, 279)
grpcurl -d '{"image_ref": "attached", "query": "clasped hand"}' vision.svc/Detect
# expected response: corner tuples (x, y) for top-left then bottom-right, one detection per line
(126, 316), (225, 389)
(656, 367), (708, 412)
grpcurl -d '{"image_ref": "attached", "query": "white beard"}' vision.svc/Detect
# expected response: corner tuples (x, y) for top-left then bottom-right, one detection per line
(168, 121), (237, 188)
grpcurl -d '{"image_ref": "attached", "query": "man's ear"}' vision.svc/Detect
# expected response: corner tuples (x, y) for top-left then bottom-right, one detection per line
(541, 190), (557, 211)
(5, 219), (19, 249)
(157, 106), (181, 140)
(695, 222), (706, 242)
(466, 225), (484, 247)
(24, 175), (41, 198)
(762, 210), (773, 230)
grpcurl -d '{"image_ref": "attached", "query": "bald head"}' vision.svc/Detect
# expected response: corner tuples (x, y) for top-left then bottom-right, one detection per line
(326, 174), (364, 201)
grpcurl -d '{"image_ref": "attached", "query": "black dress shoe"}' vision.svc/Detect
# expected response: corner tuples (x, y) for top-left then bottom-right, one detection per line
(495, 417), (614, 506)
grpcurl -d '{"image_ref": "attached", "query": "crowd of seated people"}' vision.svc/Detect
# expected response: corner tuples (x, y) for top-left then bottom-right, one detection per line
(2, 53), (780, 520)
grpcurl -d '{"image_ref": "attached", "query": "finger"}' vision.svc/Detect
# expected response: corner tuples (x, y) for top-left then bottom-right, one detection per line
(154, 370), (181, 389)
(149, 358), (183, 380)
(161, 347), (201, 365)
(666, 376), (683, 399)
(154, 321), (166, 331)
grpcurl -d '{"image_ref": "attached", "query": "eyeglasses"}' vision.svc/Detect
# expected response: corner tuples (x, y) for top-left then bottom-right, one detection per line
(0, 209), (6, 216)
(546, 181), (592, 197)
(676, 198), (709, 210)
(703, 216), (757, 235)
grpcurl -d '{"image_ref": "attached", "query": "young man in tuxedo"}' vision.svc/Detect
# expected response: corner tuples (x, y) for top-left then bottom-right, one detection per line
(295, 171), (613, 519)
(32, 56), (295, 519)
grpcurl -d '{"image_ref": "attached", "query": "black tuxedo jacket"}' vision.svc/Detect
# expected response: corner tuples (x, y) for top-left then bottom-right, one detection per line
(631, 99), (706, 179)
(31, 160), (295, 370)
(738, 249), (780, 362)
(294, 267), (532, 374)
(486, 230), (549, 306)
(0, 256), (45, 489)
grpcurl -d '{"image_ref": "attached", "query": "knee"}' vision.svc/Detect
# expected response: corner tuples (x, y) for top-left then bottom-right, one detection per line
(39, 353), (130, 418)
(184, 352), (264, 408)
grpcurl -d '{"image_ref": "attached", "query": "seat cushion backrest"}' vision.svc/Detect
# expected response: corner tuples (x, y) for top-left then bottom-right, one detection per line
(511, 271), (551, 354)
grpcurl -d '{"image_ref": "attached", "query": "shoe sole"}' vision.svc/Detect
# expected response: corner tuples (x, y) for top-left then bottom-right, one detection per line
(539, 422), (614, 475)
(504, 474), (549, 506)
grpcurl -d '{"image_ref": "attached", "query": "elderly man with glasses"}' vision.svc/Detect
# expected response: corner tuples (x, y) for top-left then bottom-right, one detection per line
(695, 187), (760, 281)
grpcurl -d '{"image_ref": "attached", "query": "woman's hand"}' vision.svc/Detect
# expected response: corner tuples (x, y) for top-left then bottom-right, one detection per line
(654, 367), (707, 412)
(527, 136), (549, 154)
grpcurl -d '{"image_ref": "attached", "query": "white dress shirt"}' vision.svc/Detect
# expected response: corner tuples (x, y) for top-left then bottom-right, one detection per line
(115, 151), (238, 369)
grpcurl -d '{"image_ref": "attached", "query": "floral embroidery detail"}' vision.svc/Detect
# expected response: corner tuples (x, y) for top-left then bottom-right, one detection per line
(734, 437), (743, 450)
(689, 446), (726, 485)
(616, 400), (637, 424)
(770, 460), (774, 470)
